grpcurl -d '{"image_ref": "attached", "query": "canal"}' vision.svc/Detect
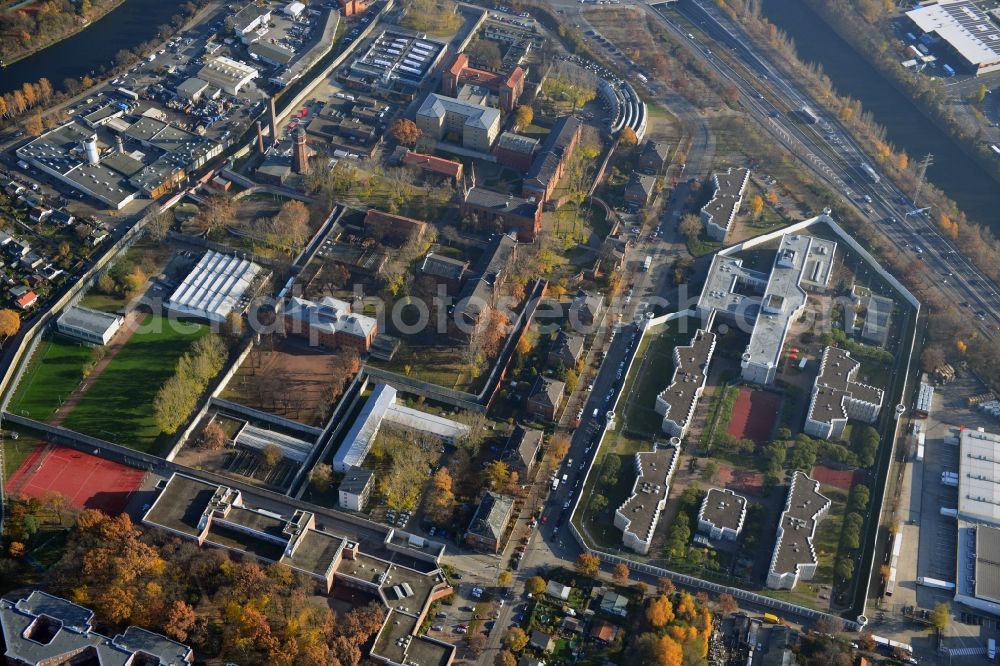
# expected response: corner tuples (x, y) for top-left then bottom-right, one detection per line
(1, 0), (186, 97)
(760, 0), (1000, 232)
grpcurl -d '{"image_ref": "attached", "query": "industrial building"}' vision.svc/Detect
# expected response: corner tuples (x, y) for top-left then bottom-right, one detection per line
(803, 346), (884, 440)
(697, 234), (836, 386)
(614, 445), (680, 555)
(766, 472), (830, 590)
(166, 250), (268, 323)
(906, 0), (1000, 76)
(283, 295), (378, 352)
(654, 326), (716, 439)
(332, 384), (470, 471)
(697, 488), (748, 542)
(55, 305), (124, 345)
(0, 591), (193, 665)
(415, 93), (501, 152)
(956, 522), (1000, 616)
(197, 56), (260, 95)
(701, 167), (750, 242)
(348, 30), (447, 97)
(956, 428), (1000, 527)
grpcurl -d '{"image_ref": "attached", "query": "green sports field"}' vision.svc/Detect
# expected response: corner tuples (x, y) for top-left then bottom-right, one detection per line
(60, 315), (208, 455)
(9, 336), (93, 420)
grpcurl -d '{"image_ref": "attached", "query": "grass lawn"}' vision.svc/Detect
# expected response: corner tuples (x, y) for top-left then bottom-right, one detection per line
(61, 315), (208, 454)
(372, 345), (482, 393)
(78, 291), (129, 313)
(621, 321), (694, 438)
(2, 434), (44, 479)
(9, 336), (94, 420)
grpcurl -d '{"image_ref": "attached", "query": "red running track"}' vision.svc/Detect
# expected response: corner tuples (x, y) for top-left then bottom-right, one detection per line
(7, 445), (144, 515)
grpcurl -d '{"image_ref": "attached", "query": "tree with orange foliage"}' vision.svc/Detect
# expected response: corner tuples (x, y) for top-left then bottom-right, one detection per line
(613, 562), (630, 585)
(717, 592), (739, 615)
(8, 541), (25, 558)
(575, 552), (600, 577)
(165, 600), (197, 642)
(674, 591), (698, 623)
(749, 194), (764, 218)
(0, 309), (20, 338)
(548, 433), (571, 463)
(645, 595), (675, 628)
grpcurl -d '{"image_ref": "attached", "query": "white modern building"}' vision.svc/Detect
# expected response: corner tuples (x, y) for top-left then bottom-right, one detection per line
(957, 428), (1000, 527)
(697, 233), (836, 386)
(332, 384), (470, 472)
(906, 0), (1000, 75)
(339, 467), (374, 512)
(701, 167), (750, 242)
(614, 445), (679, 555)
(166, 250), (266, 323)
(697, 488), (748, 542)
(655, 327), (716, 439)
(803, 346), (884, 440)
(766, 472), (830, 590)
(56, 305), (124, 345)
(197, 56), (259, 96)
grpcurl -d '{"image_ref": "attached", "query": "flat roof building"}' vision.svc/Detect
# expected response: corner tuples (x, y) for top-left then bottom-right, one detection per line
(197, 56), (259, 96)
(166, 250), (267, 323)
(176, 77), (209, 103)
(332, 384), (470, 472)
(958, 428), (1000, 527)
(906, 0), (1000, 75)
(701, 167), (750, 242)
(766, 472), (830, 590)
(0, 591), (193, 665)
(697, 488), (748, 541)
(56, 305), (124, 345)
(956, 522), (1000, 616)
(614, 445), (680, 555)
(415, 93), (501, 152)
(697, 234), (836, 386)
(804, 346), (884, 440)
(339, 466), (374, 512)
(655, 327), (716, 439)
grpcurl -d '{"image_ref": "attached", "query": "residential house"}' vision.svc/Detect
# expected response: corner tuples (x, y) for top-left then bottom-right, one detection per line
(624, 171), (657, 207)
(570, 291), (604, 329)
(529, 630), (555, 653)
(10, 285), (37, 310)
(599, 590), (629, 618)
(545, 580), (571, 601)
(504, 425), (543, 476)
(547, 330), (584, 369)
(638, 139), (670, 174)
(591, 620), (620, 644)
(465, 491), (515, 553)
(526, 376), (565, 422)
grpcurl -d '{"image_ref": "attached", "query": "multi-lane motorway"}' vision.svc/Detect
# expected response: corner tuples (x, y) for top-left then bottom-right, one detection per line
(649, 0), (1000, 331)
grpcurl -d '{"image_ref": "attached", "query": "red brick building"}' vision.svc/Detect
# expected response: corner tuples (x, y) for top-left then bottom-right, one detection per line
(283, 296), (377, 352)
(460, 187), (541, 241)
(363, 209), (427, 245)
(441, 53), (525, 113)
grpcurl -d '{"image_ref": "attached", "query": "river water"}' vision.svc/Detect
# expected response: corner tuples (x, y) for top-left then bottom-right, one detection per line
(760, 0), (999, 232)
(1, 0), (186, 96)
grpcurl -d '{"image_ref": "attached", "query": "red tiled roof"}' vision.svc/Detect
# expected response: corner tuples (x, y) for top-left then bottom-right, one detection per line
(402, 151), (463, 178)
(504, 66), (525, 89)
(16, 291), (37, 309)
(448, 53), (468, 77)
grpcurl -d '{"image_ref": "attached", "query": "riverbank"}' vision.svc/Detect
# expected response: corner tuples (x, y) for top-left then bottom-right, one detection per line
(760, 0), (1000, 232)
(1, 0), (127, 68)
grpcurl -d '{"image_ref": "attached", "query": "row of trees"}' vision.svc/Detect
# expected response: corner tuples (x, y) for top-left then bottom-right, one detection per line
(152, 333), (227, 434)
(0, 78), (54, 132)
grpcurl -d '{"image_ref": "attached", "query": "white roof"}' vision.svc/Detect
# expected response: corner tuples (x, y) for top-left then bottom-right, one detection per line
(333, 384), (397, 470)
(959, 428), (1000, 525)
(166, 250), (263, 323)
(284, 1), (305, 15)
(907, 0), (1000, 67)
(284, 296), (376, 340)
(235, 423), (313, 463)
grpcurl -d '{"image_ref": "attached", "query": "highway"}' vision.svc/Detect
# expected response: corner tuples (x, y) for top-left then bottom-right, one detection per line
(648, 0), (1000, 332)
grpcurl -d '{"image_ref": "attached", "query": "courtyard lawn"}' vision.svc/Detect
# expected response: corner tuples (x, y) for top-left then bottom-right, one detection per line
(2, 435), (44, 479)
(61, 315), (208, 455)
(9, 336), (93, 420)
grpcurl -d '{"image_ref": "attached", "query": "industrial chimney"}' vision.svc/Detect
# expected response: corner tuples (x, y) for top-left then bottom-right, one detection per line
(268, 96), (278, 149)
(256, 121), (265, 154)
(293, 127), (309, 174)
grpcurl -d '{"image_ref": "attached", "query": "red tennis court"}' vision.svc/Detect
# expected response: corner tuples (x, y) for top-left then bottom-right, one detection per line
(811, 464), (859, 491)
(7, 445), (144, 514)
(727, 387), (781, 445)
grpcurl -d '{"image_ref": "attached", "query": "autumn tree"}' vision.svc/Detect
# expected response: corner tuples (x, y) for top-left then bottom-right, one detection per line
(467, 633), (487, 656)
(515, 105), (533, 128)
(165, 600), (197, 642)
(931, 602), (950, 631)
(310, 463), (334, 493)
(390, 118), (422, 146)
(575, 552), (600, 577)
(484, 460), (511, 491)
(425, 467), (455, 523)
(498, 570), (513, 587)
(749, 194), (764, 218)
(199, 421), (227, 450)
(717, 592), (739, 615)
(193, 193), (236, 234)
(261, 443), (283, 469)
(0, 309), (20, 338)
(613, 562), (630, 585)
(679, 213), (702, 240)
(658, 577), (676, 596)
(526, 576), (546, 596)
(495, 650), (517, 666)
(619, 127), (638, 146)
(547, 433), (571, 463)
(646, 595), (675, 628)
(24, 111), (43, 137)
(271, 200), (311, 249)
(505, 626), (529, 652)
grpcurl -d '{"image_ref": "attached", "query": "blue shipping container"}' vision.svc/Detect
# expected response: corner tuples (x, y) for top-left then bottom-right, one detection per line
(906, 32), (916, 41)
(943, 64), (955, 76)
(920, 33), (933, 45)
